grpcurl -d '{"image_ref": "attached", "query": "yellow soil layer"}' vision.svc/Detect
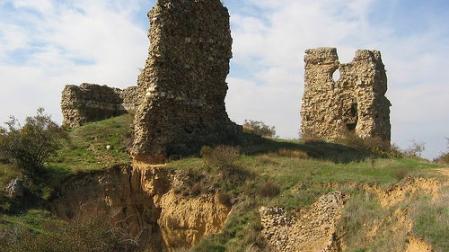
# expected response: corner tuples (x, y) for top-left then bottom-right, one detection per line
(406, 236), (432, 252)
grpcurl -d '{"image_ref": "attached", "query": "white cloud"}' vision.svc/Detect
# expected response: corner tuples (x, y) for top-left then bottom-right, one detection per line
(226, 0), (449, 158)
(9, 0), (54, 13)
(0, 0), (448, 158)
(0, 0), (148, 124)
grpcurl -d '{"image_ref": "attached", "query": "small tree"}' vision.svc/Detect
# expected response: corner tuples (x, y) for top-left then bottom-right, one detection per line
(435, 138), (449, 164)
(243, 120), (276, 138)
(0, 108), (66, 178)
(404, 141), (426, 158)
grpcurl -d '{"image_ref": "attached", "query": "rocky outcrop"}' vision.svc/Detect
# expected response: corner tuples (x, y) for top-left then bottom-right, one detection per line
(51, 165), (231, 252)
(259, 192), (347, 252)
(301, 48), (391, 141)
(132, 0), (241, 163)
(61, 83), (139, 128)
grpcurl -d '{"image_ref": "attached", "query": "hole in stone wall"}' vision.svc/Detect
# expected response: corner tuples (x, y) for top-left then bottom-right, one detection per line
(350, 102), (358, 117)
(346, 122), (357, 132)
(333, 68), (341, 82)
(346, 102), (358, 132)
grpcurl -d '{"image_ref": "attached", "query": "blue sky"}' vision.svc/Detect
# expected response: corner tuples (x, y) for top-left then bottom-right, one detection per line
(0, 0), (448, 159)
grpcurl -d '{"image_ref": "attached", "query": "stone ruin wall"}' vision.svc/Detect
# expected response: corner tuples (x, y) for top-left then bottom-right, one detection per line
(132, 0), (241, 162)
(61, 83), (139, 128)
(301, 48), (391, 141)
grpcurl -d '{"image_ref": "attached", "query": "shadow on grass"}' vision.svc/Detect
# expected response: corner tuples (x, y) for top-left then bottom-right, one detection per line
(240, 133), (372, 163)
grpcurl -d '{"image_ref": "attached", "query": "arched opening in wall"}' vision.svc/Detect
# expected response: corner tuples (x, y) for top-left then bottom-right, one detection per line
(332, 68), (341, 82)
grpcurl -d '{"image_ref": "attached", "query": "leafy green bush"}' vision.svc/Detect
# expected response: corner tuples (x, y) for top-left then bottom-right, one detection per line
(0, 108), (66, 178)
(243, 120), (276, 138)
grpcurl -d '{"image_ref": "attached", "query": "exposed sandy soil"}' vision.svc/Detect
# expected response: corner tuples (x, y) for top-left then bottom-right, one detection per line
(260, 192), (347, 252)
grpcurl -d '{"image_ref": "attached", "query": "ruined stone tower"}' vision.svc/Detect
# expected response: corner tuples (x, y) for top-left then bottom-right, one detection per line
(61, 83), (139, 128)
(301, 48), (391, 141)
(132, 0), (241, 162)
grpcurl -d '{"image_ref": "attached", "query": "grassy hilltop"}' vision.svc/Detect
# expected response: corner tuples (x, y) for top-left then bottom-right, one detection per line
(1, 114), (448, 251)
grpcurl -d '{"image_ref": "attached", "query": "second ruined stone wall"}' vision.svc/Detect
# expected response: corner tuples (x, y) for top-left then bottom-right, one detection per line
(61, 83), (139, 128)
(301, 48), (391, 141)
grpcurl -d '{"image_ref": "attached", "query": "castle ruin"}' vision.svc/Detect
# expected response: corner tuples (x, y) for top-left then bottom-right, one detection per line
(131, 0), (241, 162)
(61, 83), (139, 128)
(301, 48), (391, 141)
(60, 4), (393, 161)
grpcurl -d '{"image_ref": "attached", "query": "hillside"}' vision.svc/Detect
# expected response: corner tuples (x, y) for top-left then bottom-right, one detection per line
(1, 115), (448, 252)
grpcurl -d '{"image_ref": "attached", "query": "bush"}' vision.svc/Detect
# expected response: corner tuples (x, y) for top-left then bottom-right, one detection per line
(243, 120), (276, 138)
(403, 141), (426, 158)
(217, 191), (233, 207)
(0, 217), (137, 252)
(0, 108), (66, 178)
(435, 138), (449, 164)
(277, 149), (309, 159)
(201, 145), (240, 172)
(258, 181), (280, 198)
(436, 153), (449, 164)
(201, 145), (250, 191)
(336, 133), (402, 158)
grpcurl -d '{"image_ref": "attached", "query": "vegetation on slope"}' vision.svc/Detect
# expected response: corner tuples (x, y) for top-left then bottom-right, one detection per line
(0, 113), (448, 251)
(49, 113), (132, 172)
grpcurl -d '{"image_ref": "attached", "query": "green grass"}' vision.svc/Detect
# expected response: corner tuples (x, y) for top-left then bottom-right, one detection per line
(0, 163), (22, 211)
(338, 191), (409, 252)
(411, 187), (449, 252)
(49, 114), (132, 172)
(0, 163), (21, 189)
(1, 115), (133, 211)
(176, 143), (440, 251)
(53, 114), (132, 170)
(0, 209), (56, 234)
(0, 115), (446, 251)
(170, 150), (439, 209)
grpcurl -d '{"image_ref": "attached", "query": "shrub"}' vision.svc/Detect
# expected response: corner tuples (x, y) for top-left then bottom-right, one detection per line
(258, 181), (281, 198)
(393, 168), (410, 181)
(0, 108), (66, 178)
(0, 217), (137, 252)
(243, 120), (276, 138)
(217, 191), (233, 207)
(300, 133), (325, 144)
(201, 145), (240, 172)
(191, 183), (202, 196)
(336, 133), (402, 158)
(403, 141), (426, 158)
(277, 149), (309, 159)
(201, 145), (251, 192)
(436, 153), (449, 164)
(435, 138), (449, 164)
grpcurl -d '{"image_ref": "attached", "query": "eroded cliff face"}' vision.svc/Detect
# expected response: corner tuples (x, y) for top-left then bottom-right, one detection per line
(51, 165), (231, 251)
